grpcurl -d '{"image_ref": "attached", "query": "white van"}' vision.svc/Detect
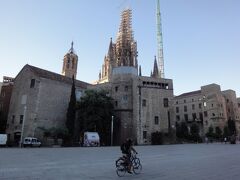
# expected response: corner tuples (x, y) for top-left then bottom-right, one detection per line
(23, 137), (41, 147)
(0, 134), (7, 146)
(83, 132), (100, 147)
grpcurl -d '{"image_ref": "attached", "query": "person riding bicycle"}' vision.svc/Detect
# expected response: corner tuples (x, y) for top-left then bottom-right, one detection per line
(120, 138), (137, 173)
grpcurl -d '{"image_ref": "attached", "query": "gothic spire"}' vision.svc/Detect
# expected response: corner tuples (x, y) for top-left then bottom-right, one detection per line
(139, 65), (142, 76)
(69, 41), (75, 54)
(151, 56), (159, 78)
(107, 38), (114, 60)
(115, 8), (138, 67)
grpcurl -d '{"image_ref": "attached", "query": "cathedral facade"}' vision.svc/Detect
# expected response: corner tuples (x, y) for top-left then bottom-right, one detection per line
(91, 8), (175, 145)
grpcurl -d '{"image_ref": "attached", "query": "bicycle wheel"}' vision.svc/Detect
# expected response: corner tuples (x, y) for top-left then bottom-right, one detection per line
(116, 158), (125, 167)
(116, 164), (126, 177)
(132, 158), (142, 174)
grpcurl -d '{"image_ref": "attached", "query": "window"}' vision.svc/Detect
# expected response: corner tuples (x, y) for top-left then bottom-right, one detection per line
(30, 79), (35, 88)
(72, 61), (74, 69)
(204, 111), (208, 117)
(212, 104), (214, 107)
(142, 99), (146, 107)
(192, 104), (195, 110)
(212, 113), (215, 117)
(122, 95), (128, 101)
(184, 114), (188, 121)
(11, 115), (15, 124)
(176, 107), (179, 113)
(163, 98), (169, 107)
(1, 92), (5, 97)
(115, 86), (118, 92)
(199, 112), (203, 121)
(176, 115), (180, 121)
(184, 106), (187, 112)
(176, 101), (178, 105)
(184, 99), (186, 103)
(154, 116), (159, 125)
(192, 113), (197, 121)
(115, 101), (118, 107)
(238, 103), (240, 108)
(192, 99), (194, 102)
(124, 86), (128, 92)
(20, 115), (24, 124)
(143, 131), (147, 139)
(199, 103), (202, 109)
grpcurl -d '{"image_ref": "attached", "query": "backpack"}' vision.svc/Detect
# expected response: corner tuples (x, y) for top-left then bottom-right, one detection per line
(120, 143), (127, 153)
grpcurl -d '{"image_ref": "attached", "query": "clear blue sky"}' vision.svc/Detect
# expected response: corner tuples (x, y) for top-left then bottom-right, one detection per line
(0, 0), (239, 97)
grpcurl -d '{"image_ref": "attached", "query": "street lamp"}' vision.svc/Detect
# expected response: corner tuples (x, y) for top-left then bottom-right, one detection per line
(19, 105), (27, 147)
(111, 116), (114, 146)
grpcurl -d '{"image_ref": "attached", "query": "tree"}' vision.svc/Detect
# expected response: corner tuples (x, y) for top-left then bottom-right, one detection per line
(176, 122), (189, 140)
(227, 119), (236, 136)
(76, 90), (114, 145)
(215, 126), (222, 140)
(66, 76), (76, 141)
(190, 123), (200, 142)
(223, 126), (230, 138)
(206, 126), (214, 138)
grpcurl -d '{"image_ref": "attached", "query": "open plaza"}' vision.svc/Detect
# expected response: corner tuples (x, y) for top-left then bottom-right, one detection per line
(0, 143), (240, 180)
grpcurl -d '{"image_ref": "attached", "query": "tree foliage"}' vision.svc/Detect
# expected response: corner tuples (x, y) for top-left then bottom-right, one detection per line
(227, 119), (236, 136)
(190, 123), (201, 142)
(215, 126), (222, 139)
(76, 89), (114, 145)
(176, 122), (189, 139)
(66, 76), (76, 139)
(206, 126), (214, 138)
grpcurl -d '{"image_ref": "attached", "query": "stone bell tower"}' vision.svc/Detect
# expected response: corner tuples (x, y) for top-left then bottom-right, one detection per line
(62, 42), (78, 78)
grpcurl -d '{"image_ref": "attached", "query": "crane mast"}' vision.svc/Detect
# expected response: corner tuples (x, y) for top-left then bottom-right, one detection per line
(156, 0), (165, 78)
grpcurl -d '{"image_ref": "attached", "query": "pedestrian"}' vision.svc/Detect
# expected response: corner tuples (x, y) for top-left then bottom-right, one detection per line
(224, 137), (227, 144)
(205, 137), (208, 144)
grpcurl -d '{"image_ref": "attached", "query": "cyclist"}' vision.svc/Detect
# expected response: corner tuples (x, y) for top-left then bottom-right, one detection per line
(120, 138), (137, 173)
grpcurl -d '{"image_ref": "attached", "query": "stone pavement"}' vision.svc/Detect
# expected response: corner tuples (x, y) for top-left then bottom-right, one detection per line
(0, 143), (239, 180)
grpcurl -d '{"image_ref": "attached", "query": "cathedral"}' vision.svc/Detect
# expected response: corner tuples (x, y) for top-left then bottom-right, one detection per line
(90, 8), (174, 145)
(4, 7), (174, 145)
(2, 2), (240, 146)
(98, 9), (138, 83)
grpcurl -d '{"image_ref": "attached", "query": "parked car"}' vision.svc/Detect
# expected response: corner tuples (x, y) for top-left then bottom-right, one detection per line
(0, 134), (7, 147)
(23, 137), (41, 147)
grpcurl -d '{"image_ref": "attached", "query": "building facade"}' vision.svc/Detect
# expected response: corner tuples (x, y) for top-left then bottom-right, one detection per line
(6, 64), (89, 144)
(0, 76), (14, 133)
(173, 84), (239, 138)
(91, 8), (174, 145)
(222, 90), (240, 134)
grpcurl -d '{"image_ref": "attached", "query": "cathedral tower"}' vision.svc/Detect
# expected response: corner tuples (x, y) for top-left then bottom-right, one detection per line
(98, 8), (138, 83)
(62, 42), (78, 78)
(115, 9), (138, 68)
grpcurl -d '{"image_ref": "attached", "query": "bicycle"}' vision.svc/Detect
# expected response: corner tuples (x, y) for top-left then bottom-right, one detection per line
(115, 152), (142, 177)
